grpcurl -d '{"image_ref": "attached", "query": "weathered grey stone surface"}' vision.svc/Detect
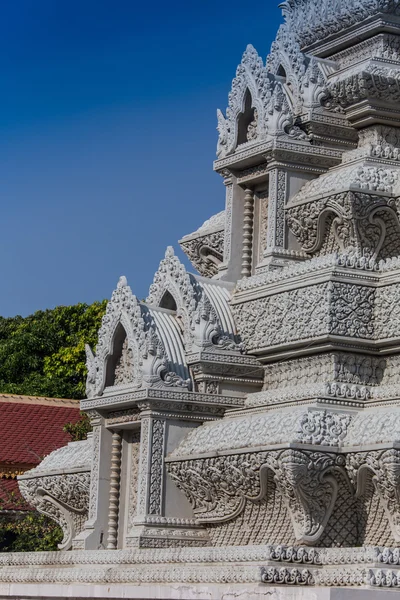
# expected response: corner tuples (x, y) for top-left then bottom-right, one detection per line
(14, 0), (400, 596)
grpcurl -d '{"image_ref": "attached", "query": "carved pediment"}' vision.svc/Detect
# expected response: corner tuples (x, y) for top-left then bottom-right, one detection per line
(147, 247), (241, 354)
(85, 275), (191, 398)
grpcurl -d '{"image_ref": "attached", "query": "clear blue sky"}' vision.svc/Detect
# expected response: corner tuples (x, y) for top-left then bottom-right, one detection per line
(1, 0), (282, 317)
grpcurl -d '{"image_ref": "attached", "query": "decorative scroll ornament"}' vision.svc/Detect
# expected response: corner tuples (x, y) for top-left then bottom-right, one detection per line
(18, 441), (91, 551)
(19, 473), (90, 550)
(179, 213), (225, 278)
(180, 230), (224, 278)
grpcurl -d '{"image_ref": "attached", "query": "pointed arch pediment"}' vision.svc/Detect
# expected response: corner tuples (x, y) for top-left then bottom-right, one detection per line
(147, 247), (198, 351)
(217, 45), (274, 158)
(216, 44), (305, 158)
(86, 272), (193, 399)
(86, 278), (146, 397)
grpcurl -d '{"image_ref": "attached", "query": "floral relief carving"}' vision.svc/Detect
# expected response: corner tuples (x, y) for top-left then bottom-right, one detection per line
(149, 420), (166, 516)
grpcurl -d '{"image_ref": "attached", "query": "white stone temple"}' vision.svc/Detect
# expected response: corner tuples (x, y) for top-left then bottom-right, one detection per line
(7, 0), (400, 598)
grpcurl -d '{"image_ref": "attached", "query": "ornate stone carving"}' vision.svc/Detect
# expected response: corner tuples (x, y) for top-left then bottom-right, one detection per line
(287, 190), (400, 260)
(215, 43), (317, 159)
(86, 274), (191, 397)
(146, 247), (240, 353)
(167, 449), (346, 545)
(180, 211), (225, 278)
(18, 0), (400, 590)
(267, 169), (287, 252)
(261, 566), (314, 585)
(180, 230), (224, 278)
(170, 409), (351, 458)
(18, 440), (91, 551)
(262, 353), (385, 390)
(127, 432), (140, 533)
(114, 338), (135, 387)
(149, 419), (166, 516)
(279, 0), (400, 50)
(347, 449), (400, 542)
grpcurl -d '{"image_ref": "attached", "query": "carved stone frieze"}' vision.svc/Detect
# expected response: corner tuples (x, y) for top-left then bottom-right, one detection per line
(232, 280), (375, 353)
(169, 409), (351, 457)
(263, 353), (385, 390)
(279, 0), (400, 51)
(287, 190), (400, 260)
(167, 448), (346, 545)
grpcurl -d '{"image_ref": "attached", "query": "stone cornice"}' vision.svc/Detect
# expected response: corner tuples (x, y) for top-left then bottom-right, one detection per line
(81, 387), (245, 411)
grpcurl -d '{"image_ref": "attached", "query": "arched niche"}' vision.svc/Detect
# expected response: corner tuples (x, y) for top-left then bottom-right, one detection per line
(237, 89), (257, 146)
(277, 64), (287, 79)
(105, 323), (133, 388)
(159, 290), (178, 312)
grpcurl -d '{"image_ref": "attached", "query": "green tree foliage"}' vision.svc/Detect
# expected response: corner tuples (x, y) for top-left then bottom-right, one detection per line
(0, 512), (63, 552)
(0, 301), (107, 400)
(64, 411), (92, 441)
(0, 486), (63, 552)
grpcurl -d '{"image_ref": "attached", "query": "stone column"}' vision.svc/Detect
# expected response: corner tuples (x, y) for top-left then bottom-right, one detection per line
(73, 411), (113, 550)
(241, 189), (255, 278)
(106, 431), (122, 549)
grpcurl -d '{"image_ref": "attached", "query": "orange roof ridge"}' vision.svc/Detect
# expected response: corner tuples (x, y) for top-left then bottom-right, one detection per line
(0, 394), (80, 408)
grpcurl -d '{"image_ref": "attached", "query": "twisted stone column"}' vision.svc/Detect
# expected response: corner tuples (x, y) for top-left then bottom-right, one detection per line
(241, 188), (254, 278)
(106, 431), (122, 549)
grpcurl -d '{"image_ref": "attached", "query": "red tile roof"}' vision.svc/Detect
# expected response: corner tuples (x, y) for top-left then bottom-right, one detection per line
(0, 400), (81, 467)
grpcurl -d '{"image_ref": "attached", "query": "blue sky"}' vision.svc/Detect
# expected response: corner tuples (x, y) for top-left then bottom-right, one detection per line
(1, 0), (282, 317)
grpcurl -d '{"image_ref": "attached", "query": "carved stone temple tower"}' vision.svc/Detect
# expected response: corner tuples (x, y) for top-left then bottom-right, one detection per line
(13, 1), (400, 598)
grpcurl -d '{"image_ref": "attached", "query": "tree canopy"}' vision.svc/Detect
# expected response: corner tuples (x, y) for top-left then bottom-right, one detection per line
(0, 301), (107, 400)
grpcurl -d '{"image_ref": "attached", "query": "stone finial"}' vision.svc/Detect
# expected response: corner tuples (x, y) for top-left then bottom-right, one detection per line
(117, 276), (128, 289)
(165, 246), (175, 258)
